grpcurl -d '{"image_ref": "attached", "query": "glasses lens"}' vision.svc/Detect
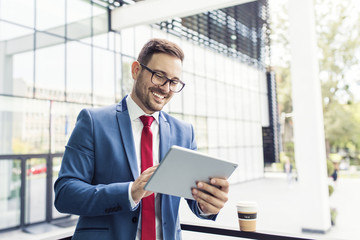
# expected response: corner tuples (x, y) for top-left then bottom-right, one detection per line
(152, 72), (166, 85)
(151, 72), (184, 92)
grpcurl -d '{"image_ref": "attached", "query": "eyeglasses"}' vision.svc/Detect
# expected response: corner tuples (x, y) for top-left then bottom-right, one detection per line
(139, 63), (185, 93)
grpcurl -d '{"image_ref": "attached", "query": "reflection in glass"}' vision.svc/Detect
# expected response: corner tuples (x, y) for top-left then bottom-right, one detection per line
(0, 159), (21, 230)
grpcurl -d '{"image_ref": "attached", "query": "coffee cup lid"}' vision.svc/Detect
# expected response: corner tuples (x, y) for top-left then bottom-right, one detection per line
(236, 201), (258, 212)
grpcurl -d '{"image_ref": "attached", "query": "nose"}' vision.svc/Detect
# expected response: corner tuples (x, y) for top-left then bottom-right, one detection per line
(158, 80), (171, 93)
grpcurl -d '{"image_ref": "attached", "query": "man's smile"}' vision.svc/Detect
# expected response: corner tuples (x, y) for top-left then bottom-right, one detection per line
(152, 91), (165, 99)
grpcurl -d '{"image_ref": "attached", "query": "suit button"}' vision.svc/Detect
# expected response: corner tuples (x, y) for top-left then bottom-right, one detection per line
(132, 217), (138, 223)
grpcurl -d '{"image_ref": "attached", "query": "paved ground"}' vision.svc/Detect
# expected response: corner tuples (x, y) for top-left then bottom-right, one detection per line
(1, 172), (359, 239)
(180, 172), (360, 240)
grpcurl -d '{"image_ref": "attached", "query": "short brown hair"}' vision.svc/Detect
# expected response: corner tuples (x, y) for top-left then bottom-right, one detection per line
(137, 38), (184, 65)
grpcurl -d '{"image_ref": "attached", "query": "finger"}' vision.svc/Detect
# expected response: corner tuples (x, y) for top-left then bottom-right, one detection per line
(142, 165), (158, 174)
(209, 178), (229, 193)
(192, 187), (225, 210)
(193, 193), (221, 215)
(197, 181), (229, 203)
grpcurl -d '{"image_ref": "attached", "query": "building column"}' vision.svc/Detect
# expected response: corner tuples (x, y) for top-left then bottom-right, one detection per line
(288, 0), (331, 233)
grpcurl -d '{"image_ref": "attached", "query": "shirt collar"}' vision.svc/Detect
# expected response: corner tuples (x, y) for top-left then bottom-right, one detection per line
(126, 94), (159, 124)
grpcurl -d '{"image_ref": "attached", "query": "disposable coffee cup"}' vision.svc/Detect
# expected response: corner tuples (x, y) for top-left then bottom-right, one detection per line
(236, 201), (258, 232)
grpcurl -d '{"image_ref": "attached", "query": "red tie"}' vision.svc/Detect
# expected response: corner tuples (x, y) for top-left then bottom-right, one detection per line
(140, 116), (155, 240)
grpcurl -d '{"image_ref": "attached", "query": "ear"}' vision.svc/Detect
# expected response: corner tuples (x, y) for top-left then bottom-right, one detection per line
(131, 61), (141, 80)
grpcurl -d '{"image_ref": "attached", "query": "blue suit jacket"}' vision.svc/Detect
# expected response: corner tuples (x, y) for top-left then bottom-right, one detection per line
(54, 96), (216, 240)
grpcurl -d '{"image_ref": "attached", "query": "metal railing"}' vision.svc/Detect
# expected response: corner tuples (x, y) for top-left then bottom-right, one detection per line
(0, 153), (64, 232)
(56, 224), (314, 240)
(1, 153), (314, 239)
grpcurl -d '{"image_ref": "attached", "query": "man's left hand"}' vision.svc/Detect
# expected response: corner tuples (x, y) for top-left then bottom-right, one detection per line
(191, 178), (229, 215)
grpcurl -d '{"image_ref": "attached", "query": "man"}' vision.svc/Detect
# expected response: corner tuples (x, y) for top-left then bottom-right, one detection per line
(54, 38), (229, 240)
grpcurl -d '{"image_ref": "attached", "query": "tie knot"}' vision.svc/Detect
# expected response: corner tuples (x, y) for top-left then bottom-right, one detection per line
(140, 115), (154, 127)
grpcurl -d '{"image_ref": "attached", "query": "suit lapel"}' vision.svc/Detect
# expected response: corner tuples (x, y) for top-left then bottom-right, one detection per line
(159, 112), (170, 162)
(116, 96), (139, 180)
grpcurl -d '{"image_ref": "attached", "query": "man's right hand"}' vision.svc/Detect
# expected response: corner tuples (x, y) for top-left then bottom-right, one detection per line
(131, 165), (158, 204)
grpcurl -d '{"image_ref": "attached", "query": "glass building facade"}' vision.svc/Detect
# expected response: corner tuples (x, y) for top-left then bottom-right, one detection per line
(0, 0), (271, 231)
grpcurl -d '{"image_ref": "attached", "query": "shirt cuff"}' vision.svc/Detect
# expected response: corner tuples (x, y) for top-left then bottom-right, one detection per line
(128, 182), (139, 209)
(197, 202), (212, 217)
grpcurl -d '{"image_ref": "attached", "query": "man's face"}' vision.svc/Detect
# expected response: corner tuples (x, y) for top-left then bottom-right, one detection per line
(131, 53), (182, 114)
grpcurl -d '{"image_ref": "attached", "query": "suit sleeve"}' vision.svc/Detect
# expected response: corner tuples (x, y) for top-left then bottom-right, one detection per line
(186, 124), (218, 221)
(54, 109), (136, 216)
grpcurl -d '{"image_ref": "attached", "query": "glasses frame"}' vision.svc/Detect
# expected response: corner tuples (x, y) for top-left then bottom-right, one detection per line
(139, 63), (185, 93)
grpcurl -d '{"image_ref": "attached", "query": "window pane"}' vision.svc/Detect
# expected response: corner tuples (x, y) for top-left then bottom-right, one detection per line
(169, 91), (182, 114)
(0, 0), (34, 28)
(0, 159), (21, 230)
(182, 72), (195, 115)
(51, 102), (85, 153)
(67, 0), (91, 43)
(121, 56), (135, 96)
(93, 48), (115, 105)
(135, 25), (152, 55)
(12, 50), (34, 98)
(66, 41), (91, 104)
(182, 41), (193, 73)
(194, 45), (205, 77)
(52, 157), (69, 219)
(115, 53), (122, 101)
(216, 82), (226, 117)
(36, 0), (65, 36)
(35, 35), (65, 101)
(25, 158), (46, 224)
(0, 97), (50, 154)
(121, 28), (135, 57)
(195, 76), (206, 116)
(206, 79), (217, 117)
(0, 21), (33, 41)
(207, 117), (218, 148)
(195, 117), (208, 150)
(205, 50), (216, 79)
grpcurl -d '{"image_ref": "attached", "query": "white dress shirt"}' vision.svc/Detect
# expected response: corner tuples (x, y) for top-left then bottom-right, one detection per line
(126, 95), (163, 240)
(126, 94), (209, 239)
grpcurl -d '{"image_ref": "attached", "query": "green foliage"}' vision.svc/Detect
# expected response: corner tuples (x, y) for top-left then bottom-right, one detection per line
(324, 102), (360, 149)
(270, 0), (360, 156)
(328, 184), (334, 196)
(330, 207), (338, 225)
(327, 159), (335, 177)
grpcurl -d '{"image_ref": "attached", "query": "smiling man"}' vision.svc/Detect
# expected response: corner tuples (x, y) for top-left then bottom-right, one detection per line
(54, 38), (229, 240)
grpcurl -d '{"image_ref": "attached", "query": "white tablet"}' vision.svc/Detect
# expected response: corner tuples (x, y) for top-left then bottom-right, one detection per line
(144, 145), (238, 200)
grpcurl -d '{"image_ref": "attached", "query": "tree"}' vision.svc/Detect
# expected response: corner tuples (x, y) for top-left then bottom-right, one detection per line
(316, 0), (360, 153)
(270, 0), (360, 158)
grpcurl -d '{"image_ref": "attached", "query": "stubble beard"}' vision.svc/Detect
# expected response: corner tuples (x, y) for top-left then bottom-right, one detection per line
(134, 79), (166, 113)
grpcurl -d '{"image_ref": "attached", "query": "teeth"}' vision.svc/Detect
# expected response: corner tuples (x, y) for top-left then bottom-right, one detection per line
(152, 92), (164, 99)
